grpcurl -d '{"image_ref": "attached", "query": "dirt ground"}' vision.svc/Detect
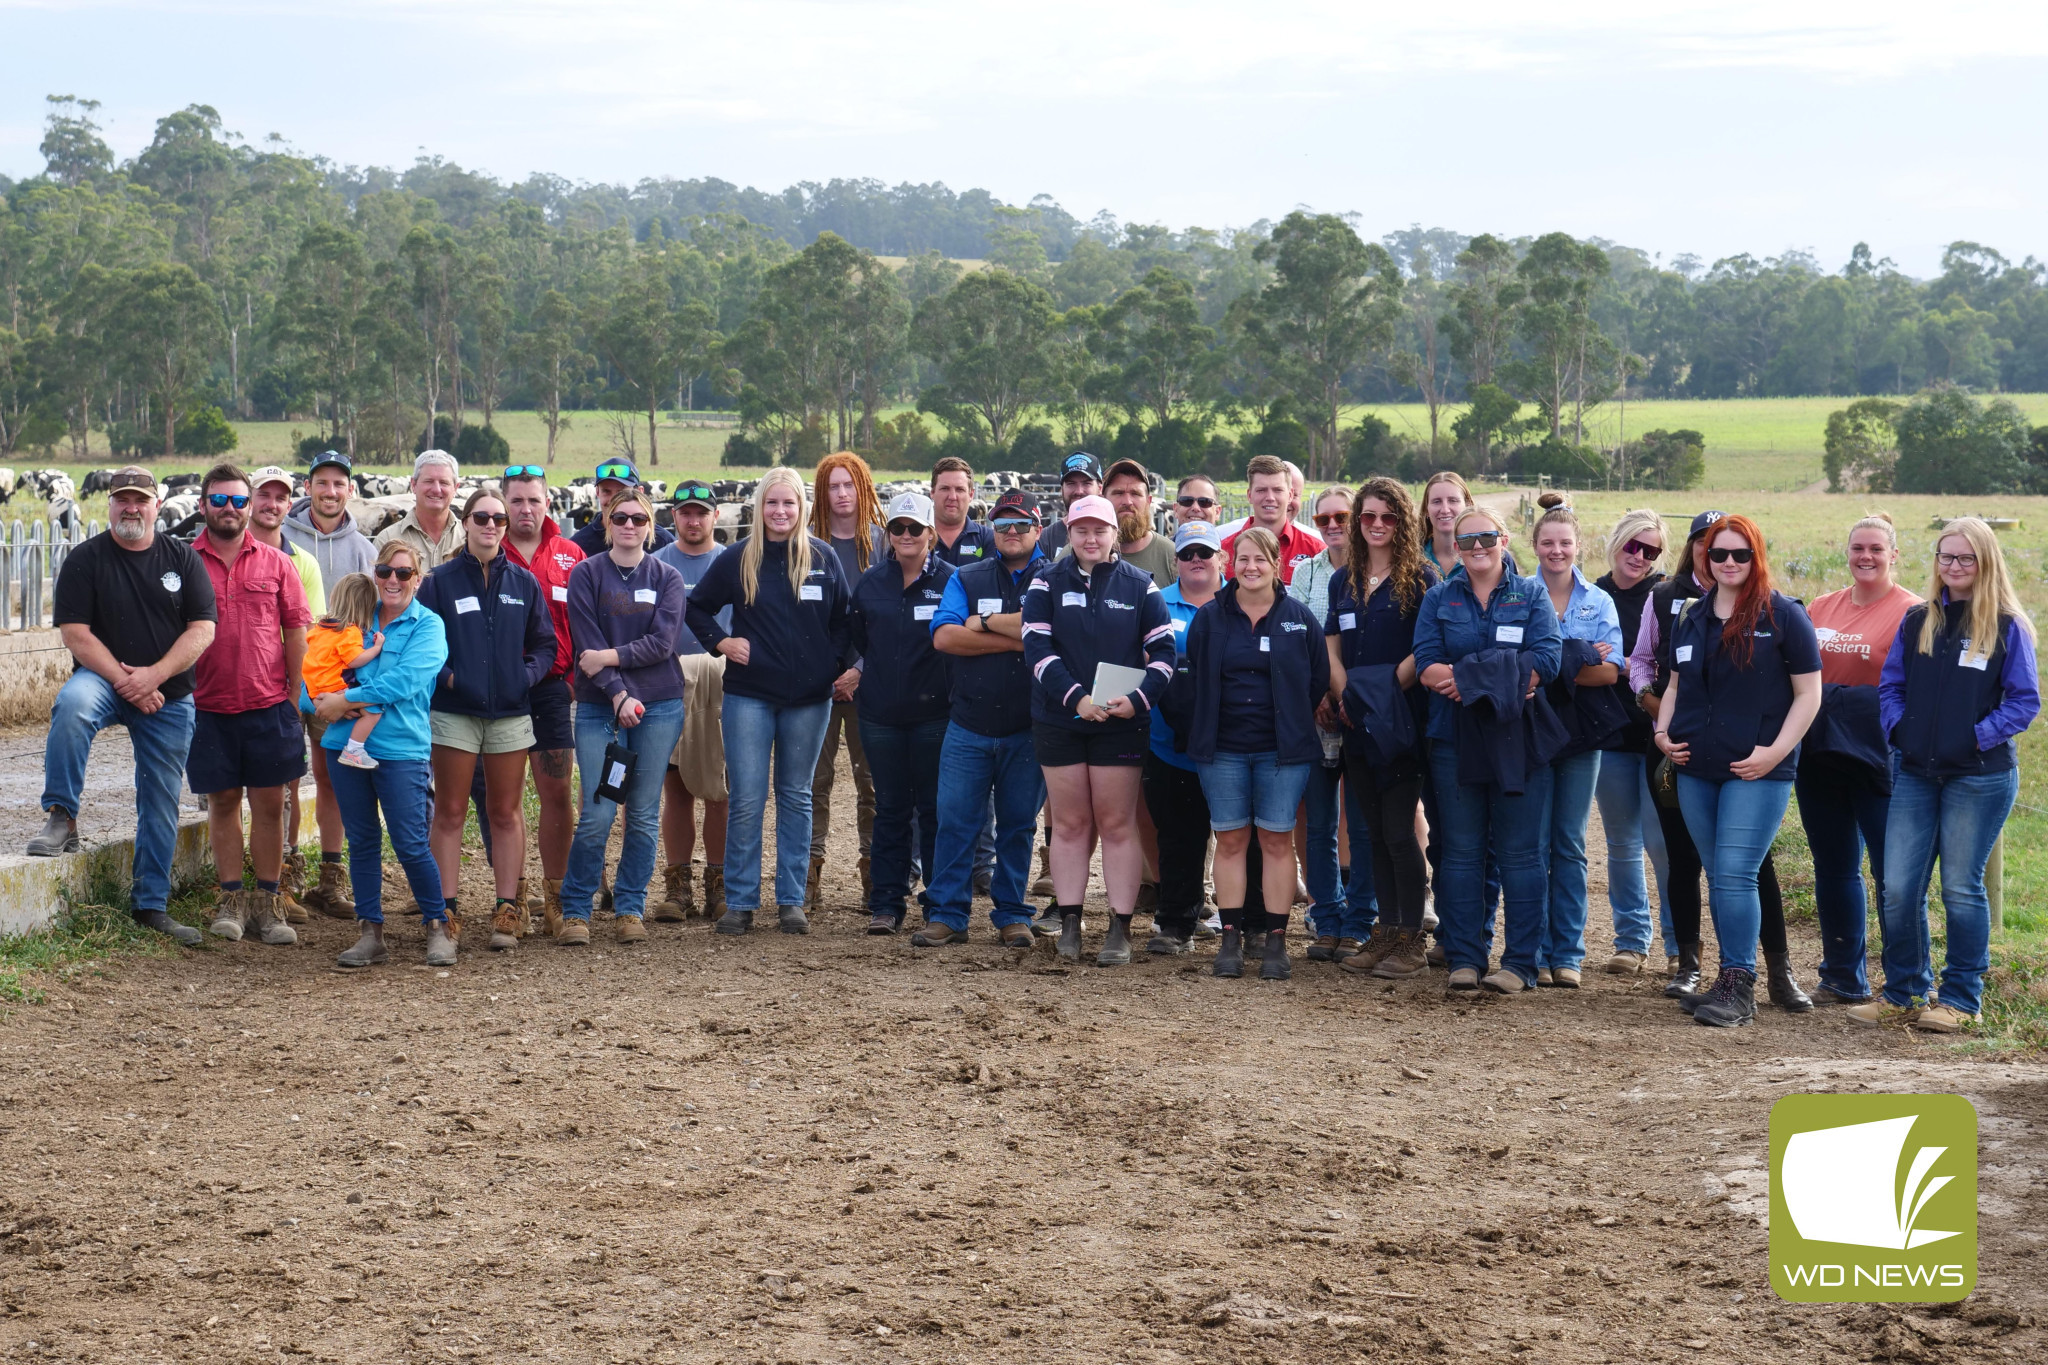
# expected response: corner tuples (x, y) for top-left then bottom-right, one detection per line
(0, 743), (2043, 1365)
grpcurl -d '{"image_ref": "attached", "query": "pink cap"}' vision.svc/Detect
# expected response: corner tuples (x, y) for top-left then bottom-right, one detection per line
(1064, 494), (1116, 529)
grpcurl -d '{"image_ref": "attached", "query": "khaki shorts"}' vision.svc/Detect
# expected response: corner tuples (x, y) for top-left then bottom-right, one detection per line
(672, 652), (728, 801)
(430, 710), (536, 754)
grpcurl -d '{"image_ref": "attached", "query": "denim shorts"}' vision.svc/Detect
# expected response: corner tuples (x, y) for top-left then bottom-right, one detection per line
(1198, 750), (1312, 833)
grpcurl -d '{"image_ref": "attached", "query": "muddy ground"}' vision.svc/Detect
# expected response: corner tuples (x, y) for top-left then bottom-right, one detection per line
(0, 743), (2042, 1364)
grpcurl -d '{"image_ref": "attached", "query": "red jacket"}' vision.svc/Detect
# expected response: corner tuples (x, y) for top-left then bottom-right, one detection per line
(505, 518), (585, 678)
(1222, 520), (1322, 586)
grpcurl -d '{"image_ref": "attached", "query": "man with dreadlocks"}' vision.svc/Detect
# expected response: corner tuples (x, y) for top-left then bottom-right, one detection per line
(808, 452), (889, 909)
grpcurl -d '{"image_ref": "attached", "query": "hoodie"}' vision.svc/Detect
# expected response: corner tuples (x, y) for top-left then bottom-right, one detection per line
(283, 500), (378, 589)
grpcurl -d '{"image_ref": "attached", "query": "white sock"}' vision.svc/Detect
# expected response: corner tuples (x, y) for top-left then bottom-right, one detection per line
(344, 739), (368, 755)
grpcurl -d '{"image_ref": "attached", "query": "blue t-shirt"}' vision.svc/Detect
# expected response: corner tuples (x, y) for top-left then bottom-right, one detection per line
(653, 541), (731, 656)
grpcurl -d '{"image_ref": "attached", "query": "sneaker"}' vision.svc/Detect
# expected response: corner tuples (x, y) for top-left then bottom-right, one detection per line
(1482, 968), (1530, 995)
(1446, 966), (1480, 992)
(557, 918), (592, 946)
(1604, 951), (1646, 975)
(616, 913), (648, 943)
(1372, 931), (1431, 980)
(1912, 1004), (1978, 1033)
(337, 746), (378, 770)
(1030, 903), (1062, 938)
(1846, 1000), (1920, 1027)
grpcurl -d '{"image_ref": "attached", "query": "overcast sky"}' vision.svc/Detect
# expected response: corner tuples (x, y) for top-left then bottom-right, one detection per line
(4, 0), (2044, 276)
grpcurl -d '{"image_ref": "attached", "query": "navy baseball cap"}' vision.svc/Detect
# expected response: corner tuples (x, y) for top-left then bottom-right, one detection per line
(1688, 510), (1727, 539)
(594, 459), (639, 485)
(309, 450), (352, 475)
(1060, 452), (1103, 483)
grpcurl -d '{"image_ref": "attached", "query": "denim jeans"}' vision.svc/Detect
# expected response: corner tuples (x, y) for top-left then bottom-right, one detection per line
(1303, 761), (1377, 939)
(561, 698), (686, 920)
(1539, 749), (1602, 972)
(331, 759), (444, 925)
(1593, 750), (1672, 956)
(722, 694), (833, 912)
(1795, 765), (1891, 1000)
(1878, 761), (2017, 1016)
(1422, 746), (1500, 938)
(42, 669), (197, 913)
(1428, 744), (1551, 983)
(860, 714), (947, 919)
(929, 723), (1046, 931)
(1676, 773), (1794, 975)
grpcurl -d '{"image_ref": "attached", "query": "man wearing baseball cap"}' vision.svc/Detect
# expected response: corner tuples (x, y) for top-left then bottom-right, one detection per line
(32, 466), (217, 946)
(247, 465), (325, 920)
(284, 450), (376, 591)
(570, 457), (675, 556)
(651, 478), (733, 922)
(1034, 451), (1102, 558)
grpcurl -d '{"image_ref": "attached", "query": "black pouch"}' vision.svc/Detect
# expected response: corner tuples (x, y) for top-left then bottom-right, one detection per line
(594, 727), (636, 804)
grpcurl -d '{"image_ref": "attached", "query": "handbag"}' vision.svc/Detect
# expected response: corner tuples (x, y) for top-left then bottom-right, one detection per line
(594, 716), (636, 804)
(1650, 753), (1680, 809)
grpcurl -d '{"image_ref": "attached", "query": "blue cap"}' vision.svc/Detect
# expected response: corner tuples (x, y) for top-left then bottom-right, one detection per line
(1174, 520), (1222, 554)
(309, 450), (352, 475)
(1060, 451), (1103, 482)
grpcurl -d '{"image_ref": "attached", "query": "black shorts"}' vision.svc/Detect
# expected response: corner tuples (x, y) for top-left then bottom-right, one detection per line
(187, 701), (308, 794)
(1032, 720), (1147, 769)
(529, 673), (574, 752)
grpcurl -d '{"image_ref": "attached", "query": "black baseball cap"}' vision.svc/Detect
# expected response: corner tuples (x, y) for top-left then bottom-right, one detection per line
(1688, 510), (1727, 540)
(672, 479), (716, 506)
(1060, 452), (1103, 483)
(990, 490), (1043, 526)
(309, 450), (352, 475)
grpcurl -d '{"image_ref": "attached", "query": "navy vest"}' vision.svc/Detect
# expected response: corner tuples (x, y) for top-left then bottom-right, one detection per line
(1667, 589), (1809, 783)
(947, 554), (1035, 738)
(1890, 600), (2017, 778)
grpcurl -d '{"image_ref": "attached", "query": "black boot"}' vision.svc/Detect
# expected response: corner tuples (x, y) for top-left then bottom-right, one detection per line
(1692, 967), (1757, 1028)
(1764, 950), (1814, 1013)
(1260, 930), (1291, 980)
(1664, 940), (1702, 999)
(1213, 928), (1244, 978)
(1096, 914), (1132, 966)
(1056, 909), (1082, 963)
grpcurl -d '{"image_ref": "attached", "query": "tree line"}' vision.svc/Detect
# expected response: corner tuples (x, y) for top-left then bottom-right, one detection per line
(5, 95), (2048, 493)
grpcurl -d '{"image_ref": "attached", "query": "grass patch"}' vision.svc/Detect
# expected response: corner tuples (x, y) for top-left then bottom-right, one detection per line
(0, 866), (212, 1005)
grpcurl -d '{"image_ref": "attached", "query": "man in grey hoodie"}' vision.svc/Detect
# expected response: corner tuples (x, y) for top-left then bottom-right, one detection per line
(283, 451), (377, 587)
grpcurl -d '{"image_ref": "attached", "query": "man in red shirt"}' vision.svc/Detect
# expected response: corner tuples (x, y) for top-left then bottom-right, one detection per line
(1223, 455), (1322, 585)
(502, 465), (585, 932)
(189, 462), (312, 946)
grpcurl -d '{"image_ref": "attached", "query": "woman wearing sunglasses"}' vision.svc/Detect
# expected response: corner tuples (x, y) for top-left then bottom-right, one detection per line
(687, 467), (855, 936)
(848, 493), (955, 934)
(1591, 510), (1673, 976)
(1326, 478), (1439, 979)
(1410, 507), (1561, 994)
(558, 488), (690, 944)
(416, 488), (557, 952)
(1655, 515), (1823, 1027)
(311, 540), (454, 969)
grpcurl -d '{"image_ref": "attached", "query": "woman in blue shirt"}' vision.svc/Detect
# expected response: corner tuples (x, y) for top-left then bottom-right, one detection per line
(1411, 506), (1562, 995)
(1654, 514), (1822, 1028)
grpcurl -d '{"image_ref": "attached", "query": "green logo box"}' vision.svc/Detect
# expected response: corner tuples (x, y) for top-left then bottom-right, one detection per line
(1769, 1093), (1977, 1303)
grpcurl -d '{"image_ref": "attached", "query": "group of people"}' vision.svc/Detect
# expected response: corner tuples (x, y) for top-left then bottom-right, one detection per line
(34, 445), (2036, 1033)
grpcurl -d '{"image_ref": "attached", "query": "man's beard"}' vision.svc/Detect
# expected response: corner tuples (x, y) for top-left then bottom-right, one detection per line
(112, 517), (149, 543)
(1116, 512), (1149, 544)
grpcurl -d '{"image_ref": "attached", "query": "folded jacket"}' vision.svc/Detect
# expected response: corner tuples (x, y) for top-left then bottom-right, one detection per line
(1801, 682), (1891, 794)
(1341, 664), (1418, 769)
(1452, 647), (1569, 794)
(1549, 636), (1630, 761)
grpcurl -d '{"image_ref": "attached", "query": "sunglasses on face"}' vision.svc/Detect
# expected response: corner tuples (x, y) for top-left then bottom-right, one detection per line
(1314, 513), (1351, 529)
(1353, 511), (1399, 528)
(992, 518), (1034, 532)
(886, 522), (925, 537)
(1620, 538), (1663, 559)
(374, 564), (416, 581)
(1708, 547), (1754, 564)
(1177, 546), (1217, 561)
(609, 512), (651, 528)
(1937, 552), (1978, 568)
(502, 465), (545, 479)
(1455, 531), (1501, 551)
(1176, 495), (1217, 509)
(470, 512), (509, 528)
(206, 493), (250, 509)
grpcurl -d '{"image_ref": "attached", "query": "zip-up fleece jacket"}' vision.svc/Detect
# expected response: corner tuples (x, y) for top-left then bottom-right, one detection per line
(685, 535), (853, 708)
(1880, 596), (2041, 778)
(1021, 554), (1175, 733)
(416, 548), (556, 719)
(565, 553), (688, 707)
(323, 597), (448, 762)
(1181, 582), (1329, 765)
(849, 553), (955, 728)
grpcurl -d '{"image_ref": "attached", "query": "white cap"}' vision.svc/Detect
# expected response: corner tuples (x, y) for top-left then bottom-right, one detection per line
(884, 492), (934, 528)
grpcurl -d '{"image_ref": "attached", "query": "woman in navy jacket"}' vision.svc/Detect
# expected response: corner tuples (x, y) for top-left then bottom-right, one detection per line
(1185, 526), (1329, 980)
(849, 492), (955, 934)
(1654, 514), (1822, 1028)
(1863, 517), (2040, 1033)
(1022, 494), (1175, 966)
(416, 487), (556, 950)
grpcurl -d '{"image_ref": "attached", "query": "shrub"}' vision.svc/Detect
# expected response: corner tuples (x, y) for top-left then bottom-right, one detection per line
(1892, 387), (2031, 495)
(114, 405), (240, 459)
(1003, 422), (1058, 471)
(452, 422), (510, 468)
(721, 431), (771, 467)
(1631, 428), (1707, 491)
(1141, 417), (1211, 479)
(866, 412), (938, 470)
(1822, 400), (1901, 493)
(1512, 435), (1607, 486)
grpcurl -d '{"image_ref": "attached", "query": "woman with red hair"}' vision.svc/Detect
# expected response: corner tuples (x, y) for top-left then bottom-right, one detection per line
(1653, 515), (1823, 1027)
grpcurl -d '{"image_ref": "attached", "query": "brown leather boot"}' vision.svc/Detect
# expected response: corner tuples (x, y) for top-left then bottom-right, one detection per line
(313, 860), (355, 920)
(1338, 924), (1401, 975)
(542, 879), (565, 939)
(701, 865), (726, 919)
(804, 856), (825, 912)
(651, 863), (690, 922)
(489, 898), (522, 951)
(246, 890), (298, 946)
(280, 849), (310, 924)
(1371, 929), (1431, 979)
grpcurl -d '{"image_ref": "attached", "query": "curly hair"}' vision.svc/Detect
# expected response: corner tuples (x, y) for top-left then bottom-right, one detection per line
(1345, 477), (1427, 616)
(810, 451), (883, 573)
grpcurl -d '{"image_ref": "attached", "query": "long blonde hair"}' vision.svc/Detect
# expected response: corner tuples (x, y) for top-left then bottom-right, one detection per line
(326, 573), (379, 635)
(740, 466), (814, 606)
(1918, 517), (2035, 664)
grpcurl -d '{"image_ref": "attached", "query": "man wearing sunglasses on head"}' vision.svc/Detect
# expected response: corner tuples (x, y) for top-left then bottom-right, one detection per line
(189, 462), (313, 948)
(374, 449), (464, 570)
(570, 458), (675, 557)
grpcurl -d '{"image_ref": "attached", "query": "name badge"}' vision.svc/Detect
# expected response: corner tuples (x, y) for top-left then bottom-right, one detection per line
(1961, 650), (1989, 671)
(551, 585), (569, 603)
(914, 605), (936, 621)
(634, 588), (657, 604)
(454, 596), (480, 614)
(1062, 591), (1087, 608)
(1496, 624), (1524, 644)
(1676, 645), (1694, 663)
(800, 584), (823, 602)
(1258, 636), (1271, 653)
(977, 597), (1004, 616)
(1339, 613), (1357, 631)
(1671, 598), (1684, 615)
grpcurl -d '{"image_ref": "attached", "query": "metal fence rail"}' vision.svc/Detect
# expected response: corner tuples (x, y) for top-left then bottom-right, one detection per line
(1, 518), (100, 632)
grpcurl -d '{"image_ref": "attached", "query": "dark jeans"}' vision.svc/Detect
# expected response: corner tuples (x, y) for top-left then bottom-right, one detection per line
(1422, 744), (1500, 935)
(1346, 754), (1428, 931)
(861, 715), (947, 920)
(331, 759), (444, 925)
(1143, 754), (1212, 939)
(1655, 782), (1787, 953)
(1795, 766), (1889, 999)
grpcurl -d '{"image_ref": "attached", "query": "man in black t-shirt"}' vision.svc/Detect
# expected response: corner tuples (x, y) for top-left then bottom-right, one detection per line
(35, 466), (218, 945)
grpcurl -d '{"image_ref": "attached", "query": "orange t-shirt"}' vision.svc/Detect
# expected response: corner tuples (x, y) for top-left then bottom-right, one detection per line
(1807, 584), (1921, 687)
(303, 621), (365, 699)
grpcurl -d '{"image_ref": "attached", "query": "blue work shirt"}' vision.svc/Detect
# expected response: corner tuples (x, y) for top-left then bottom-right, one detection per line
(324, 596), (448, 763)
(1412, 571), (1563, 743)
(1149, 583), (1205, 771)
(1552, 567), (1624, 655)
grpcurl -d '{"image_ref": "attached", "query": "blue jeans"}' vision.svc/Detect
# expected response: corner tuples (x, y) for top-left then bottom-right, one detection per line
(861, 714), (947, 919)
(331, 759), (444, 925)
(1593, 750), (1673, 956)
(929, 723), (1046, 931)
(1540, 749), (1602, 972)
(1878, 761), (2016, 1016)
(1422, 747), (1501, 937)
(1304, 761), (1377, 939)
(1676, 774), (1793, 976)
(42, 669), (196, 913)
(1796, 766), (1891, 1000)
(722, 694), (833, 912)
(561, 698), (686, 920)
(1428, 744), (1551, 983)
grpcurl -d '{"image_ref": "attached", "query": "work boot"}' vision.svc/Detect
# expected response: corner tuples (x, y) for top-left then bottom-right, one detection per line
(652, 863), (690, 922)
(441, 897), (462, 941)
(135, 910), (203, 946)
(1692, 967), (1757, 1028)
(336, 920), (388, 968)
(1260, 931), (1291, 980)
(1663, 941), (1703, 999)
(1056, 910), (1083, 963)
(1334, 936), (1366, 961)
(999, 922), (1035, 949)
(702, 865), (726, 920)
(715, 908), (754, 936)
(804, 856), (825, 912)
(1846, 999), (1920, 1027)
(557, 918), (592, 946)
(1338, 924), (1401, 975)
(489, 899), (522, 951)
(1031, 903), (1063, 938)
(26, 808), (80, 856)
(1446, 966), (1481, 991)
(1307, 934), (1341, 963)
(1145, 928), (1190, 956)
(910, 922), (967, 948)
(1212, 928), (1245, 978)
(280, 848), (310, 924)
(1031, 845), (1054, 898)
(1764, 950), (1814, 1013)
(516, 877), (536, 937)
(313, 860), (355, 919)
(542, 879), (565, 939)
(1482, 967), (1529, 994)
(1372, 930), (1432, 980)
(867, 912), (903, 936)
(1096, 916), (1133, 967)
(1912, 1004), (1977, 1033)
(423, 919), (457, 967)
(858, 855), (872, 903)
(247, 891), (297, 946)
(1604, 950), (1647, 975)
(616, 913), (648, 944)
(209, 889), (248, 943)
(778, 905), (810, 935)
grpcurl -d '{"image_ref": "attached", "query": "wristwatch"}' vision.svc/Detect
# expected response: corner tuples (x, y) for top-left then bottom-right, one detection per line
(969, 613), (985, 632)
